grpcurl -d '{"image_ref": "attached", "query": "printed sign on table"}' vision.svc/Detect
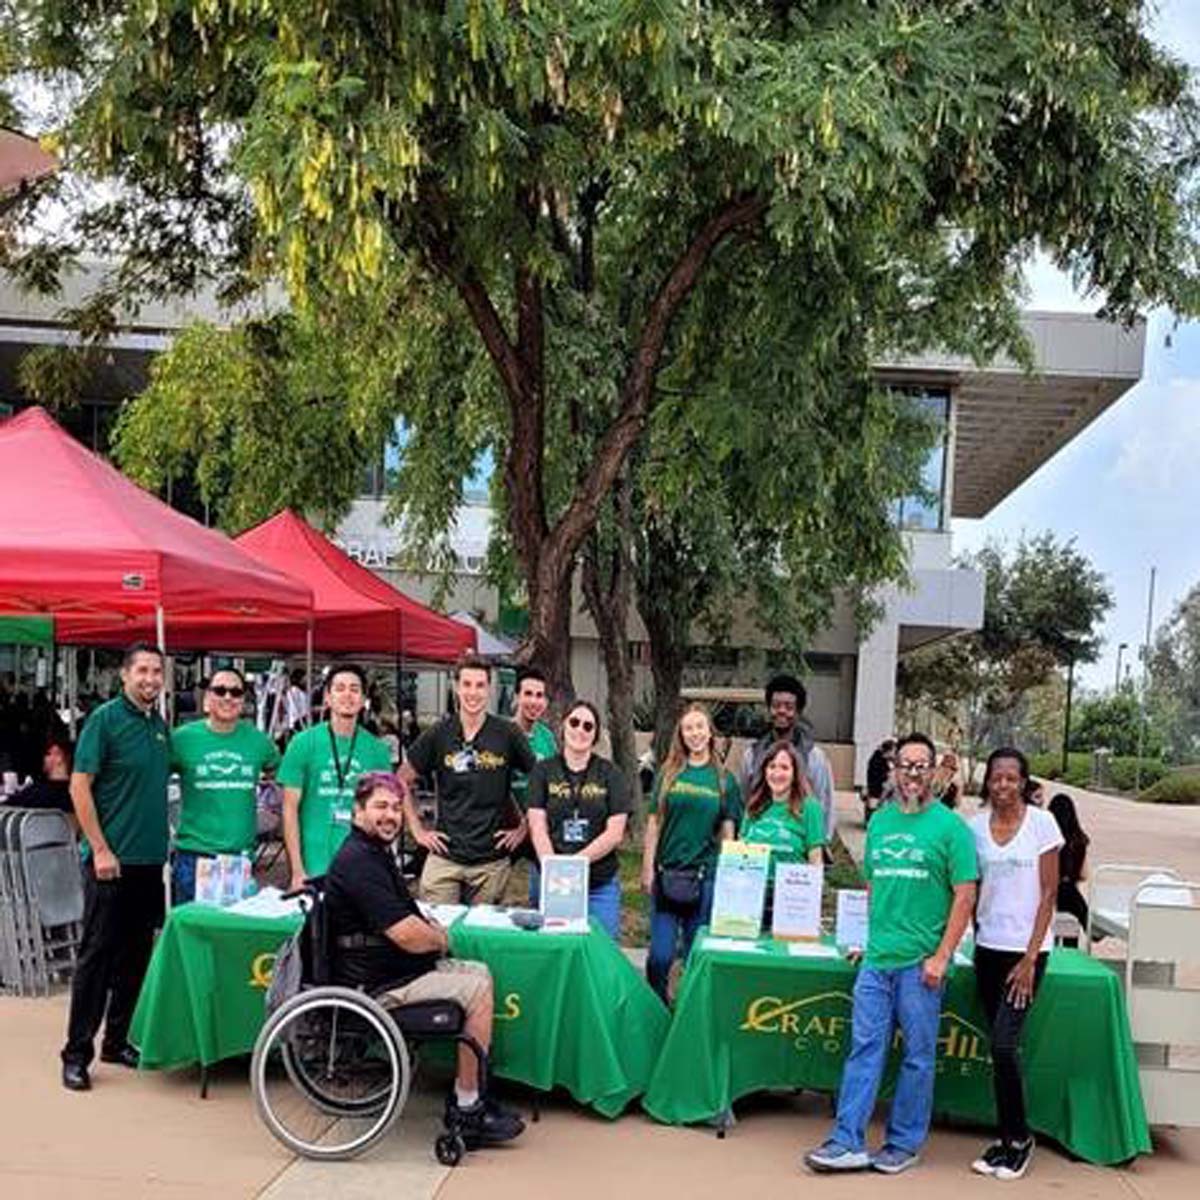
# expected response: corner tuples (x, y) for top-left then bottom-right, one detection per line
(771, 862), (823, 940)
(540, 855), (590, 923)
(710, 841), (770, 939)
(835, 888), (870, 952)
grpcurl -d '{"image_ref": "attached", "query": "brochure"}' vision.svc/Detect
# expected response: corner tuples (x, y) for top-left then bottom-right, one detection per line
(771, 862), (823, 940)
(835, 888), (870, 952)
(710, 841), (770, 939)
(539, 855), (590, 923)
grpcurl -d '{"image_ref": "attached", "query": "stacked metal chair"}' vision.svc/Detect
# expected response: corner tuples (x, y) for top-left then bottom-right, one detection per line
(0, 807), (84, 995)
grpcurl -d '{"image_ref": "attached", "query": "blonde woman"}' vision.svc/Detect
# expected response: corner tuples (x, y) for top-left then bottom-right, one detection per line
(641, 704), (741, 1001)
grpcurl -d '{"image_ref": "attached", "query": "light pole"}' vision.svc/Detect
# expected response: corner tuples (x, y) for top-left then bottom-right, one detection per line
(1115, 642), (1128, 691)
(1061, 652), (1076, 775)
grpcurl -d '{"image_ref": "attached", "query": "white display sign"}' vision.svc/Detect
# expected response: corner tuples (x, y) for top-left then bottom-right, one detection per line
(835, 889), (870, 952)
(539, 855), (590, 924)
(771, 862), (824, 941)
(710, 842), (770, 939)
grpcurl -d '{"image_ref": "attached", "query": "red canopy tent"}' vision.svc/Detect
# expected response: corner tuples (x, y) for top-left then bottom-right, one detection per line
(0, 407), (313, 639)
(59, 508), (475, 664)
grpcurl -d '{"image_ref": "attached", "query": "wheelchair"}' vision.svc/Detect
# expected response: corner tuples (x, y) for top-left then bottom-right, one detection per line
(249, 880), (488, 1164)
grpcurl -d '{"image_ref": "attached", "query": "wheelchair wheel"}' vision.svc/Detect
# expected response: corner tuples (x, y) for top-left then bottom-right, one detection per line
(251, 987), (411, 1160)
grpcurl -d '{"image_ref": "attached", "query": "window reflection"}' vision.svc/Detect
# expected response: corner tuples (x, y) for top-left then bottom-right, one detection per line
(891, 388), (949, 531)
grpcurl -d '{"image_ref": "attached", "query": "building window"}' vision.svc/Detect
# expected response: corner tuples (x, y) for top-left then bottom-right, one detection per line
(890, 388), (950, 531)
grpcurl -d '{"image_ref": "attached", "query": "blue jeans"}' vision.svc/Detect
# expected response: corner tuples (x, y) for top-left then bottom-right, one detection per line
(830, 963), (945, 1154)
(646, 877), (715, 1002)
(170, 850), (211, 905)
(528, 866), (622, 940)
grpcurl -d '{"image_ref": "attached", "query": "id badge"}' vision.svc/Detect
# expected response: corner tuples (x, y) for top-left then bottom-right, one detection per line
(562, 816), (589, 846)
(332, 803), (352, 826)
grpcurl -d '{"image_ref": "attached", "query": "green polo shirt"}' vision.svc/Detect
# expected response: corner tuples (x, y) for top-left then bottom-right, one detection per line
(74, 694), (171, 865)
(278, 721), (392, 876)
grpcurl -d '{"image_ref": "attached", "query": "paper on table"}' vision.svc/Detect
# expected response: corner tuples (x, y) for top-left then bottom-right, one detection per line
(701, 936), (764, 954)
(463, 905), (518, 929)
(418, 902), (468, 927)
(225, 887), (303, 919)
(786, 941), (840, 959)
(541, 917), (591, 935)
(835, 889), (869, 950)
(772, 862), (823, 940)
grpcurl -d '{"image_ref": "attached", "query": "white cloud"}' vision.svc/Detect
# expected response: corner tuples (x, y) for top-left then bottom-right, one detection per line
(1109, 377), (1200, 496)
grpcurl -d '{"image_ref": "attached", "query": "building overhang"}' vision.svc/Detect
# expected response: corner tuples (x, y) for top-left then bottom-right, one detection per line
(877, 311), (1146, 519)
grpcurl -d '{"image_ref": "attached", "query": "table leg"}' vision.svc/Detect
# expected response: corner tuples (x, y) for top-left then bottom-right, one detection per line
(199, 1065), (209, 1100)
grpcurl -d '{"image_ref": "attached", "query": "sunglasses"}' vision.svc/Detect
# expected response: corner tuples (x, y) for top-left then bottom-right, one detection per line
(209, 685), (245, 699)
(567, 715), (596, 733)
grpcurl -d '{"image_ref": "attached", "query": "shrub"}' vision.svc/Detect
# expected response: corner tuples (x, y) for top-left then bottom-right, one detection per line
(1028, 751), (1168, 793)
(1137, 773), (1200, 805)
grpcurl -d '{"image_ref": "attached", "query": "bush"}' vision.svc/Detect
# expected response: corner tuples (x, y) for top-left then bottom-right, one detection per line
(1137, 773), (1200, 805)
(1028, 751), (1168, 793)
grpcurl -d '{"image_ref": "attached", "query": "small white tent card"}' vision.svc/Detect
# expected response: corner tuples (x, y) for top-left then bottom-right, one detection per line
(710, 841), (770, 939)
(835, 889), (870, 953)
(771, 862), (823, 941)
(539, 854), (590, 924)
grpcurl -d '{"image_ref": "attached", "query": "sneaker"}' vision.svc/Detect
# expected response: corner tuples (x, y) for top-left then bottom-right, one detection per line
(971, 1141), (1009, 1176)
(995, 1138), (1034, 1180)
(804, 1140), (871, 1172)
(871, 1145), (920, 1174)
(447, 1096), (525, 1146)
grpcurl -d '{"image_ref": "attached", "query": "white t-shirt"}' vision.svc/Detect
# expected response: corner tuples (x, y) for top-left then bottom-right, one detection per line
(971, 805), (1064, 953)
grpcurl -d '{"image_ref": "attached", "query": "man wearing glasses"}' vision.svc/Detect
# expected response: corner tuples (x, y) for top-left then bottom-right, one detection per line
(806, 732), (977, 1176)
(169, 667), (280, 903)
(400, 654), (535, 905)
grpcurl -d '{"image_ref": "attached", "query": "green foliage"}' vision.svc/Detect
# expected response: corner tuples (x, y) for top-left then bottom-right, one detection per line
(1030, 751), (1168, 794)
(898, 534), (1114, 759)
(1147, 584), (1200, 765)
(1137, 771), (1200, 806)
(1068, 690), (1162, 759)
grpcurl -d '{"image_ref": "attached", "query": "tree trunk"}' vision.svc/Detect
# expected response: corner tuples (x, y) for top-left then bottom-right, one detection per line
(636, 525), (691, 763)
(581, 478), (637, 789)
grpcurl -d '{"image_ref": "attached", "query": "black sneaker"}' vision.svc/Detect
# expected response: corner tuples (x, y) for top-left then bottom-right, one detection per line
(447, 1096), (525, 1145)
(995, 1138), (1034, 1180)
(971, 1141), (1009, 1176)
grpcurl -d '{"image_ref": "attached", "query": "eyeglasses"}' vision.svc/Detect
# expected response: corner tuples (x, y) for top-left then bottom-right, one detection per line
(209, 686), (245, 699)
(567, 716), (596, 733)
(896, 760), (933, 776)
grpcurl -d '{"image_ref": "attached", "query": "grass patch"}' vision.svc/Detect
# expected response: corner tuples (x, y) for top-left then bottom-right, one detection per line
(1137, 773), (1200, 805)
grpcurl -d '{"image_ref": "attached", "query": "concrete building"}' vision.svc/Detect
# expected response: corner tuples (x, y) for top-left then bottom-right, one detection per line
(0, 265), (1146, 782)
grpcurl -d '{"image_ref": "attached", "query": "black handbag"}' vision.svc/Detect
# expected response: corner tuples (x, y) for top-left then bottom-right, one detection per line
(658, 865), (704, 910)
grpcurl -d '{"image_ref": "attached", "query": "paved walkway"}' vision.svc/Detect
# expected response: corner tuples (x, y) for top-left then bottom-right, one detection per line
(3, 782), (1198, 1198)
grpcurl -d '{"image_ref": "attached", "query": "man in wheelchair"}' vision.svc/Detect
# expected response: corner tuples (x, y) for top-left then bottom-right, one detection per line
(324, 771), (524, 1146)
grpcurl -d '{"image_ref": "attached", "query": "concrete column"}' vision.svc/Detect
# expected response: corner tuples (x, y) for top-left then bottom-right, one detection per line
(852, 603), (900, 788)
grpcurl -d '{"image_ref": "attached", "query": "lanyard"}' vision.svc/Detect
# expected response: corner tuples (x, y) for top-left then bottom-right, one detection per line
(328, 721), (360, 795)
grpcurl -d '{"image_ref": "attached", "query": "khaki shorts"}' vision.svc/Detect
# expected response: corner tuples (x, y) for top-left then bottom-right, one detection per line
(419, 854), (511, 905)
(379, 959), (492, 1012)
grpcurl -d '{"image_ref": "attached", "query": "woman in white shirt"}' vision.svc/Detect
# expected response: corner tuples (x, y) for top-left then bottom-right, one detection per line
(969, 747), (1062, 1182)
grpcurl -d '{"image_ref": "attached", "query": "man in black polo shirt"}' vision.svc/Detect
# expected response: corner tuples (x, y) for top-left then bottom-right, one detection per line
(400, 655), (535, 905)
(60, 644), (170, 1092)
(326, 772), (524, 1144)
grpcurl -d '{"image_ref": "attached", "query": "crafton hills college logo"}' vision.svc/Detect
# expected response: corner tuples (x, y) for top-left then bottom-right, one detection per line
(738, 992), (993, 1078)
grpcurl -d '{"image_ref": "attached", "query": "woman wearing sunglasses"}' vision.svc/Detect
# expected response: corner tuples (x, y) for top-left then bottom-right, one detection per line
(526, 700), (631, 939)
(168, 667), (280, 903)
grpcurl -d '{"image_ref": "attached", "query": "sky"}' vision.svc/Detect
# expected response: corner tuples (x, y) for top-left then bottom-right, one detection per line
(952, 0), (1200, 693)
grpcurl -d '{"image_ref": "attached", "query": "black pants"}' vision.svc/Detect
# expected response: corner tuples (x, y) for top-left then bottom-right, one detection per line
(974, 945), (1048, 1145)
(1056, 881), (1089, 928)
(61, 864), (165, 1067)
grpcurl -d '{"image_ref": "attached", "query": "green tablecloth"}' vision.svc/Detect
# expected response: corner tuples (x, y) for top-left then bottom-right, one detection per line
(129, 904), (668, 1118)
(642, 936), (1150, 1165)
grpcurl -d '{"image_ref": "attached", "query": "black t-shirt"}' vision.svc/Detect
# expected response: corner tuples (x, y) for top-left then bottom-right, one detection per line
(6, 779), (73, 814)
(527, 754), (631, 886)
(406, 714), (536, 865)
(325, 826), (440, 990)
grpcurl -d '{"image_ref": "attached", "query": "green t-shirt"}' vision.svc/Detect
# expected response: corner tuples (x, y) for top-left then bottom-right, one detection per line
(170, 720), (280, 855)
(863, 801), (978, 970)
(278, 721), (392, 876)
(511, 720), (557, 808)
(649, 763), (742, 870)
(74, 695), (170, 865)
(741, 796), (826, 882)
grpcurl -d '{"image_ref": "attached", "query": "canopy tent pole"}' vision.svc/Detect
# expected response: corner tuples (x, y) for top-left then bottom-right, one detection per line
(67, 646), (77, 740)
(155, 605), (168, 719)
(305, 623), (314, 728)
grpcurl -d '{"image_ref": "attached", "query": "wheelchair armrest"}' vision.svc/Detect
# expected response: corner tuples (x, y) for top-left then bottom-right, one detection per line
(372, 992), (467, 1037)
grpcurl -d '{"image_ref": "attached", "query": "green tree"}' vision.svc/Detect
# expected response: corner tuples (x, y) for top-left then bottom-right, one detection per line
(897, 534), (1114, 769)
(5, 1), (1198, 698)
(1148, 586), (1200, 765)
(1068, 690), (1162, 759)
